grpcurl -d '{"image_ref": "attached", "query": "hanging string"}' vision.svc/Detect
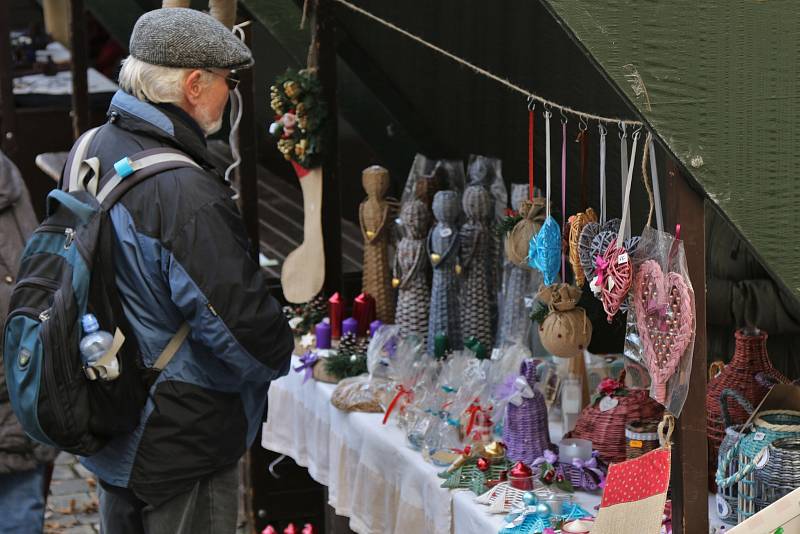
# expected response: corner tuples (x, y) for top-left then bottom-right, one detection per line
(577, 126), (589, 211)
(640, 131), (656, 228)
(561, 118), (567, 281)
(649, 135), (664, 232)
(615, 130), (641, 249)
(544, 109), (552, 219)
(599, 124), (607, 224)
(619, 124), (631, 240)
(528, 98), (535, 201)
(332, 0), (643, 127)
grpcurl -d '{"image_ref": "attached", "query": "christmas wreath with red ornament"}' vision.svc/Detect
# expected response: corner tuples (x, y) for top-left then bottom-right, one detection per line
(268, 68), (327, 169)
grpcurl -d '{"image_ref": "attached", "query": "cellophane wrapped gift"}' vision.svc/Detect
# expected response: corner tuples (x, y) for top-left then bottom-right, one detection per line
(377, 330), (428, 429)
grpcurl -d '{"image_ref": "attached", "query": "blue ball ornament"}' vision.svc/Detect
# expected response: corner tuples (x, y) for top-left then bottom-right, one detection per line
(522, 491), (537, 506)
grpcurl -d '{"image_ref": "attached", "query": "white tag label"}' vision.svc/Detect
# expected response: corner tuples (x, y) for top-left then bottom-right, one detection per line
(524, 297), (535, 309)
(599, 396), (619, 412)
(755, 447), (770, 469)
(288, 317), (303, 329)
(439, 227), (452, 238)
(753, 431), (766, 442)
(608, 277), (616, 291)
(716, 493), (731, 518)
(617, 253), (629, 265)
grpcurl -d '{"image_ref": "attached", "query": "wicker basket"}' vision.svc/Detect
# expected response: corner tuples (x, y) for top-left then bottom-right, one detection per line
(625, 420), (661, 459)
(503, 359), (554, 464)
(754, 437), (800, 514)
(706, 329), (788, 489)
(567, 388), (664, 464)
(716, 410), (800, 523)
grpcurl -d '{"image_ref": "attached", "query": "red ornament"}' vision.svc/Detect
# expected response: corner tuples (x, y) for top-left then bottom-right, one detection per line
(556, 473), (565, 482)
(262, 527), (277, 534)
(543, 469), (555, 483)
(301, 524), (315, 534)
(284, 524), (297, 534)
(510, 461), (533, 479)
(328, 293), (343, 340)
(477, 458), (490, 471)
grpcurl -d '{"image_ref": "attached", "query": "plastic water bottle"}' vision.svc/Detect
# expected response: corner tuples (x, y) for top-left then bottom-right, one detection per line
(80, 314), (119, 381)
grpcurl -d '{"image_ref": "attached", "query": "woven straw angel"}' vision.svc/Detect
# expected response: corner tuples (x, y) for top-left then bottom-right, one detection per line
(394, 198), (431, 340)
(359, 166), (395, 324)
(427, 191), (462, 353)
(459, 184), (493, 349)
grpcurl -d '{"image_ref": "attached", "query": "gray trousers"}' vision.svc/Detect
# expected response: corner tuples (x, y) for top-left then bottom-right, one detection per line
(98, 464), (238, 534)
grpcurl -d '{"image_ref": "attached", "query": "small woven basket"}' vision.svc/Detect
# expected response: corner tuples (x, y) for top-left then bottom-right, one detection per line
(625, 420), (661, 459)
(716, 409), (800, 523)
(557, 459), (606, 492)
(503, 359), (554, 464)
(567, 387), (664, 464)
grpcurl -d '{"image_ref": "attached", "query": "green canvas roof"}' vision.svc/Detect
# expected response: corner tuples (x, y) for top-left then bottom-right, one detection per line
(544, 0), (800, 299)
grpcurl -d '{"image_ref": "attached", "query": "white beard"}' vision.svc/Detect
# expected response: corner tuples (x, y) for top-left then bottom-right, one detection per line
(196, 106), (223, 136)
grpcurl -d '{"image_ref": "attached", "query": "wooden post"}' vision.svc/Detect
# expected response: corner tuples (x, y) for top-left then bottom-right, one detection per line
(69, 0), (89, 138)
(313, 0), (343, 295)
(0, 0), (17, 155)
(237, 23), (260, 262)
(666, 161), (708, 534)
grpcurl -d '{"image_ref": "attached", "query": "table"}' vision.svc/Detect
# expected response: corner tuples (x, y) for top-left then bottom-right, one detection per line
(262, 356), (602, 534)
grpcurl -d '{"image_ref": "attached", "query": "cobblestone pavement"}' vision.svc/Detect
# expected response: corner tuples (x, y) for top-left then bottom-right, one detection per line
(45, 452), (250, 534)
(44, 452), (100, 534)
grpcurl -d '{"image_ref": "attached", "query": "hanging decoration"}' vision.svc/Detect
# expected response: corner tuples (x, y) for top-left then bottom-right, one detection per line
(528, 109), (561, 286)
(536, 284), (592, 360)
(593, 130), (640, 321)
(270, 68), (329, 304)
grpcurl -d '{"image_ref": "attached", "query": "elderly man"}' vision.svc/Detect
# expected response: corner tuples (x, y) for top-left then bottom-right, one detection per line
(76, 8), (293, 533)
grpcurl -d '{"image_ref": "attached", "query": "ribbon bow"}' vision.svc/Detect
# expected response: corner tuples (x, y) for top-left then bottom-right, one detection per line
(572, 454), (606, 488)
(594, 254), (610, 287)
(464, 401), (482, 437)
(498, 375), (534, 406)
(532, 449), (559, 467)
(293, 352), (319, 383)
(382, 384), (413, 425)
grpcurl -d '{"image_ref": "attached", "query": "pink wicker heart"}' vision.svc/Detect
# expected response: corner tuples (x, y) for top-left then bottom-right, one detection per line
(634, 260), (694, 403)
(599, 243), (632, 322)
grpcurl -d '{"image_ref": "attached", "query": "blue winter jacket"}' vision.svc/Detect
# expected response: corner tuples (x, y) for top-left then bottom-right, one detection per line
(78, 91), (293, 506)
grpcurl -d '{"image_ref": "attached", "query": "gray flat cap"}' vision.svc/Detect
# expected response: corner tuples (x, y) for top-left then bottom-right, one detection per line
(130, 8), (253, 70)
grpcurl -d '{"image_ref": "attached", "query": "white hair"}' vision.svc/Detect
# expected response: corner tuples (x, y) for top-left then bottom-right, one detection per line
(117, 55), (214, 104)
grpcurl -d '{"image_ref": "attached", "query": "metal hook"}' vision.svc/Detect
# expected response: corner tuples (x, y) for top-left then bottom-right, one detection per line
(579, 115), (589, 132)
(559, 108), (568, 125)
(527, 95), (536, 111)
(598, 123), (607, 136)
(268, 454), (287, 479)
(632, 124), (643, 137)
(543, 103), (552, 119)
(618, 121), (627, 140)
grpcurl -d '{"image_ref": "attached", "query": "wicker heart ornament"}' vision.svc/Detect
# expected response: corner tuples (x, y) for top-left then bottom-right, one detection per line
(634, 260), (693, 403)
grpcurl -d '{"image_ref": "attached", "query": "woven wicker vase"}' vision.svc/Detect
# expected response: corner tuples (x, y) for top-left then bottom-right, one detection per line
(706, 329), (788, 488)
(567, 388), (664, 464)
(503, 360), (554, 465)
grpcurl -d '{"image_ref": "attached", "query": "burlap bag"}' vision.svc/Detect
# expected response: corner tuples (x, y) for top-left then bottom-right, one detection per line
(505, 198), (546, 266)
(537, 284), (592, 359)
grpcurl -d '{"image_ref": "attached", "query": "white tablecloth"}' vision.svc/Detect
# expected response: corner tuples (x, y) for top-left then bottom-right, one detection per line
(262, 357), (602, 534)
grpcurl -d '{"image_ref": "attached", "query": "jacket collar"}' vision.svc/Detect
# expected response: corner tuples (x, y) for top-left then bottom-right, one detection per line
(107, 91), (217, 171)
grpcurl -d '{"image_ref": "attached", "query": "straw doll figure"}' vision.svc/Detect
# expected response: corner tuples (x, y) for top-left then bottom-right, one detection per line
(359, 165), (395, 323)
(394, 199), (431, 340)
(427, 191), (462, 353)
(459, 184), (493, 349)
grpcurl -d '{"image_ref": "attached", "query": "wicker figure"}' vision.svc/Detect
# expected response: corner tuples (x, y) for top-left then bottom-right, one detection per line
(459, 185), (493, 349)
(359, 166), (395, 323)
(394, 199), (431, 340)
(427, 191), (462, 353)
(503, 359), (554, 464)
(497, 195), (546, 348)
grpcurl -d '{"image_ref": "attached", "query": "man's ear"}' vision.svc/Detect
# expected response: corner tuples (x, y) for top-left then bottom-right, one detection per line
(183, 69), (205, 105)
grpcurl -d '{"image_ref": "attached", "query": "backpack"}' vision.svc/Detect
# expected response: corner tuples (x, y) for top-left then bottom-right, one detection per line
(3, 126), (198, 455)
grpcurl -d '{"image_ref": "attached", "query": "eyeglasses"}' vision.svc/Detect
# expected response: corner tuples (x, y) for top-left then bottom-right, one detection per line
(203, 69), (240, 91)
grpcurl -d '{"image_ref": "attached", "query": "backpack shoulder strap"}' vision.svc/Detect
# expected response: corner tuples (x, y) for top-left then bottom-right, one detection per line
(95, 147), (201, 209)
(62, 126), (102, 192)
(152, 323), (191, 371)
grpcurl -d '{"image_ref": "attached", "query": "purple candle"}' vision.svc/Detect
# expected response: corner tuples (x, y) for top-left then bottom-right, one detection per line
(369, 320), (384, 338)
(342, 317), (358, 337)
(315, 320), (331, 349)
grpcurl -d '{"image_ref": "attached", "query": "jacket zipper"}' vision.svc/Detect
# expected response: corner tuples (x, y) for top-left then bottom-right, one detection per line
(15, 277), (61, 292)
(40, 317), (68, 437)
